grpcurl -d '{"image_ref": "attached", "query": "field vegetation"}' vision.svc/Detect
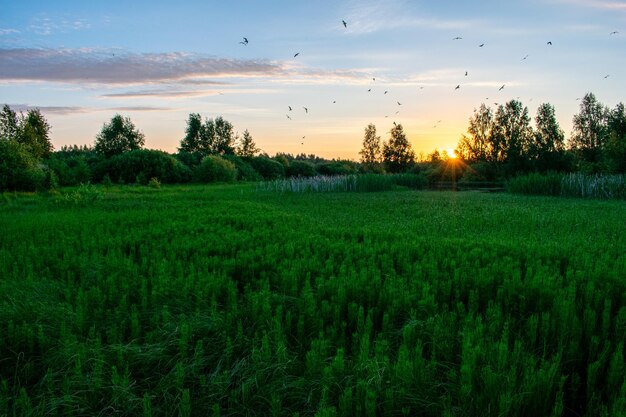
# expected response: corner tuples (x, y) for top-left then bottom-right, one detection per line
(1, 185), (625, 416)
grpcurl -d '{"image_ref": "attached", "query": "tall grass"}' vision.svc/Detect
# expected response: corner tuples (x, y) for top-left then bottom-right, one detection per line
(257, 174), (394, 193)
(1, 185), (625, 416)
(507, 172), (626, 199)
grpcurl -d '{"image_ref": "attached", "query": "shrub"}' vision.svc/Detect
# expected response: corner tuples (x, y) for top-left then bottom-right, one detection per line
(222, 155), (262, 182)
(0, 140), (46, 191)
(148, 177), (161, 189)
(317, 161), (358, 176)
(194, 155), (237, 183)
(249, 157), (285, 180)
(100, 149), (191, 185)
(286, 160), (317, 177)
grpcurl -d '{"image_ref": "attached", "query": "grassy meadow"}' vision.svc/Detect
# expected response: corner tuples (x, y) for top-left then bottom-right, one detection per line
(1, 184), (625, 416)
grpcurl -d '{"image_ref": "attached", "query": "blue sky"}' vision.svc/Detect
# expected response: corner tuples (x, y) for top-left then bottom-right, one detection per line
(1, 0), (624, 159)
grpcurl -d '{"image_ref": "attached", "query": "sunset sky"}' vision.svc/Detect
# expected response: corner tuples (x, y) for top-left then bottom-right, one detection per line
(1, 0), (624, 159)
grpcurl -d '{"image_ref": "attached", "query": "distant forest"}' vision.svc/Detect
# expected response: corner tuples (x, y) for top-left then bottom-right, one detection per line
(1, 92), (624, 192)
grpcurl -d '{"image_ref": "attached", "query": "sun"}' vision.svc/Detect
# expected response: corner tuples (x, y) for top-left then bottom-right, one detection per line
(446, 148), (458, 159)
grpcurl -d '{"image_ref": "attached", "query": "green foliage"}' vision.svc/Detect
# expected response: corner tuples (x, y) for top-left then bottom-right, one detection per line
(0, 139), (45, 191)
(382, 123), (415, 173)
(390, 173), (428, 189)
(259, 174), (394, 193)
(507, 172), (626, 199)
(178, 114), (236, 156)
(359, 123), (382, 165)
(316, 161), (358, 176)
(148, 177), (161, 189)
(222, 154), (262, 182)
(99, 149), (191, 184)
(507, 172), (564, 196)
(286, 160), (317, 177)
(193, 155), (237, 183)
(570, 93), (608, 164)
(94, 114), (145, 158)
(237, 129), (260, 158)
(1, 186), (625, 416)
(249, 156), (285, 179)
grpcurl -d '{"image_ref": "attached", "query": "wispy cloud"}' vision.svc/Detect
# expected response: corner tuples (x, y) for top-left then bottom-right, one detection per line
(109, 106), (173, 112)
(101, 89), (221, 99)
(552, 0), (626, 9)
(0, 29), (20, 35)
(28, 17), (91, 35)
(0, 48), (284, 85)
(9, 104), (89, 115)
(342, 0), (480, 35)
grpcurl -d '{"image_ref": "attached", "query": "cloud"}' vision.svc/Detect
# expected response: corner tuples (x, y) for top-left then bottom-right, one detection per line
(342, 0), (481, 35)
(0, 48), (284, 85)
(9, 104), (89, 115)
(553, 0), (626, 9)
(28, 17), (91, 36)
(109, 106), (173, 112)
(0, 29), (19, 35)
(101, 89), (221, 99)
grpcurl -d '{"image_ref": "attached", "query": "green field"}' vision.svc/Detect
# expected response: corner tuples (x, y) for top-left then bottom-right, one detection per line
(1, 185), (625, 416)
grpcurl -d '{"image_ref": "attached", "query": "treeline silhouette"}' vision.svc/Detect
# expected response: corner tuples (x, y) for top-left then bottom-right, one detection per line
(0, 92), (624, 192)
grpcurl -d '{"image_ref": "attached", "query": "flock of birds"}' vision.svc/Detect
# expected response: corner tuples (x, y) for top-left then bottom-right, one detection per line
(235, 21), (620, 149)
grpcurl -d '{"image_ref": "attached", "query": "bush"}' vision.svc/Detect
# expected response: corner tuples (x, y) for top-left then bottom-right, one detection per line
(0, 140), (46, 191)
(249, 157), (285, 180)
(99, 149), (191, 185)
(148, 177), (161, 189)
(222, 155), (262, 182)
(317, 162), (358, 176)
(286, 160), (316, 177)
(46, 155), (91, 186)
(194, 155), (237, 183)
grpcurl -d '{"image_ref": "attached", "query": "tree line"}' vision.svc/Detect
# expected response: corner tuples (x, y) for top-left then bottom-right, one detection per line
(359, 92), (625, 181)
(1, 92), (624, 191)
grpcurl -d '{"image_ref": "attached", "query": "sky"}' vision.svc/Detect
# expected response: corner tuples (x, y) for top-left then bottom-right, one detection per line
(1, 0), (624, 160)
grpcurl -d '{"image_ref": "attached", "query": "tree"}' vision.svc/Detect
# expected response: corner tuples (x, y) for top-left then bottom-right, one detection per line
(606, 102), (626, 172)
(212, 117), (236, 155)
(382, 123), (415, 173)
(95, 115), (145, 158)
(570, 92), (608, 164)
(532, 103), (567, 171)
(457, 103), (494, 162)
(237, 129), (260, 158)
(179, 113), (204, 154)
(359, 123), (382, 165)
(0, 104), (19, 141)
(492, 100), (533, 173)
(19, 109), (53, 159)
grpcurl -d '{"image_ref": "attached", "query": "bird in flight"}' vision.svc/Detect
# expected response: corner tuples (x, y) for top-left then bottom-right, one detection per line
(604, 74), (610, 79)
(453, 36), (462, 40)
(239, 37), (248, 45)
(499, 84), (505, 91)
(293, 52), (300, 58)
(454, 85), (460, 91)
(303, 107), (308, 113)
(372, 77), (376, 81)
(522, 54), (529, 60)
(610, 31), (619, 35)
(368, 88), (371, 92)
(479, 43), (485, 47)
(465, 71), (468, 76)
(547, 41), (552, 45)
(288, 106), (292, 111)
(397, 101), (402, 106)
(333, 100), (336, 104)
(286, 114), (292, 120)
(384, 90), (388, 94)
(342, 20), (347, 28)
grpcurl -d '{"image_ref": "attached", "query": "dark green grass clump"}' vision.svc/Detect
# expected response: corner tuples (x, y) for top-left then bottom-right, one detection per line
(1, 185), (625, 416)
